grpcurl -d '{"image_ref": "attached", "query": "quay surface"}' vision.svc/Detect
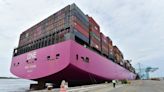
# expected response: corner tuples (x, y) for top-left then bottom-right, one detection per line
(31, 80), (164, 92)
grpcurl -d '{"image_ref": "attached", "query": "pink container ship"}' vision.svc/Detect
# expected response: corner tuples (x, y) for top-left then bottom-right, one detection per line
(10, 3), (136, 89)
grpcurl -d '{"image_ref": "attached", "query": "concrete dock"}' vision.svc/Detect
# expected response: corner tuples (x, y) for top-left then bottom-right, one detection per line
(31, 80), (164, 92)
(109, 80), (164, 92)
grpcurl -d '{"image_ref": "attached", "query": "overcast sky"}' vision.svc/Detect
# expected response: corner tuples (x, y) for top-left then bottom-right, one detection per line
(0, 0), (164, 77)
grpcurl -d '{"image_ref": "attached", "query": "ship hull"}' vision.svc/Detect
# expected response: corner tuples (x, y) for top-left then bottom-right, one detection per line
(10, 40), (136, 86)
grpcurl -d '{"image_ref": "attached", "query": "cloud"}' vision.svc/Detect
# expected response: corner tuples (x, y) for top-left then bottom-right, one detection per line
(0, 0), (10, 5)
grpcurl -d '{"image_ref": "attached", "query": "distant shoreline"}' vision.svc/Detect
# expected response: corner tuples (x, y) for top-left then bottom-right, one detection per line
(0, 77), (19, 79)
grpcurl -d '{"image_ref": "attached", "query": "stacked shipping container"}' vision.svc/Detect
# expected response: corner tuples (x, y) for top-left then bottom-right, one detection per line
(124, 60), (135, 72)
(113, 46), (124, 65)
(107, 37), (113, 60)
(14, 3), (135, 73)
(70, 4), (89, 44)
(100, 33), (109, 56)
(87, 16), (101, 52)
(19, 4), (89, 47)
(19, 5), (71, 47)
(16, 4), (90, 56)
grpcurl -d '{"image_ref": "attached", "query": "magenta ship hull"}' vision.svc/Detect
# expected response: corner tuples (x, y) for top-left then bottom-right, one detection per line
(10, 40), (136, 85)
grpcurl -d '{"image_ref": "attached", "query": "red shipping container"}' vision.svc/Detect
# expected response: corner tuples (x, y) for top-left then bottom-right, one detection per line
(90, 31), (100, 41)
(100, 33), (109, 55)
(87, 16), (100, 31)
(101, 33), (108, 42)
(107, 37), (113, 54)
(89, 17), (101, 51)
(90, 29), (101, 51)
(87, 15), (100, 36)
(91, 37), (101, 51)
(90, 26), (100, 36)
(91, 41), (101, 51)
(73, 19), (89, 38)
(102, 42), (108, 49)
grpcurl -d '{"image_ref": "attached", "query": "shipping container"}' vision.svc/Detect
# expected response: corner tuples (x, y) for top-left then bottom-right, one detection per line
(73, 29), (89, 44)
(100, 33), (109, 56)
(87, 16), (100, 32)
(71, 15), (89, 39)
(123, 60), (132, 70)
(16, 3), (132, 72)
(107, 37), (113, 59)
(18, 4), (89, 47)
(90, 31), (101, 51)
(87, 15), (101, 52)
(113, 46), (124, 64)
(70, 4), (89, 28)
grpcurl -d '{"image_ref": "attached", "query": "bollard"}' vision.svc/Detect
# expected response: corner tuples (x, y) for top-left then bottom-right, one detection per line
(47, 83), (53, 90)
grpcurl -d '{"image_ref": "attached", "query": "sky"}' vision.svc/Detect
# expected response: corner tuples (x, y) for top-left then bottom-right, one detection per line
(0, 0), (164, 78)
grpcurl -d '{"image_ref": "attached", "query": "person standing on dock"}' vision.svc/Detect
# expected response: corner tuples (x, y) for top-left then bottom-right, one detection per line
(112, 80), (116, 88)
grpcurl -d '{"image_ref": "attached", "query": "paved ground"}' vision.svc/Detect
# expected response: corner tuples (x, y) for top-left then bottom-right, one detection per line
(31, 83), (120, 92)
(109, 80), (164, 92)
(31, 80), (164, 92)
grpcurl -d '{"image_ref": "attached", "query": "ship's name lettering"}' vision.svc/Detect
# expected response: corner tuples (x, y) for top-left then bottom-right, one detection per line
(27, 51), (37, 60)
(25, 65), (37, 69)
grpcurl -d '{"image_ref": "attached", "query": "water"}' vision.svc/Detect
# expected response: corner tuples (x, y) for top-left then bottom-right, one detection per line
(0, 79), (36, 92)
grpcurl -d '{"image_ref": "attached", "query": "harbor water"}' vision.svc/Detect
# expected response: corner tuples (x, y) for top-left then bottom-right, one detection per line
(0, 79), (36, 92)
